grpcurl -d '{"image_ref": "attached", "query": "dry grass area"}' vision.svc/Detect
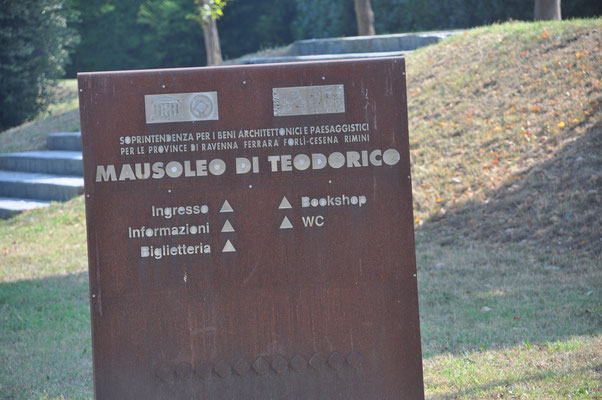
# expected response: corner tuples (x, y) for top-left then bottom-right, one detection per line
(408, 19), (601, 259)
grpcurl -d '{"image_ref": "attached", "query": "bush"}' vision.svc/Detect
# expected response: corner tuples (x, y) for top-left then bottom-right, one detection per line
(218, 0), (296, 60)
(0, 0), (78, 131)
(291, 0), (356, 39)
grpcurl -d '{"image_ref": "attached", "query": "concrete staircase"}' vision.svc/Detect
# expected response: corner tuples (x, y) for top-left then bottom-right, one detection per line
(0, 132), (84, 219)
(233, 30), (460, 64)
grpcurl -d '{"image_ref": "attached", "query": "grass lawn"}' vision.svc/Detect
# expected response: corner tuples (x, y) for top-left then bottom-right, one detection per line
(1, 19), (601, 399)
(1, 198), (599, 399)
(0, 198), (90, 399)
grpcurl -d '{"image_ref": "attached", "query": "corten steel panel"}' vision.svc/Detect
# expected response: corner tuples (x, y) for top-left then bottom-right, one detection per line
(78, 58), (424, 399)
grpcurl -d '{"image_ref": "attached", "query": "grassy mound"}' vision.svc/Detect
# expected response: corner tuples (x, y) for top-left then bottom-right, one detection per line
(408, 19), (601, 259)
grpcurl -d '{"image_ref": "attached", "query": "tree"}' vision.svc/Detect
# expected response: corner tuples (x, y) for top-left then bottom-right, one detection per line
(194, 0), (230, 65)
(354, 0), (375, 36)
(534, 0), (561, 20)
(0, 0), (79, 131)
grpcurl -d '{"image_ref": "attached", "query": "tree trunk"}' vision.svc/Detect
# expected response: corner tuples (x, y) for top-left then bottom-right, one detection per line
(534, 0), (562, 20)
(354, 0), (375, 36)
(202, 17), (223, 65)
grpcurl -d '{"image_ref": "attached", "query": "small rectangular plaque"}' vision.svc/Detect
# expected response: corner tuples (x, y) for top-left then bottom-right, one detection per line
(144, 91), (218, 124)
(273, 84), (345, 116)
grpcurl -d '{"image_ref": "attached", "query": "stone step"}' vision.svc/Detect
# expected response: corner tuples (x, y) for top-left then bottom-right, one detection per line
(230, 30), (461, 65)
(0, 197), (51, 219)
(0, 150), (83, 176)
(238, 50), (410, 64)
(47, 131), (82, 151)
(289, 31), (460, 56)
(0, 170), (84, 202)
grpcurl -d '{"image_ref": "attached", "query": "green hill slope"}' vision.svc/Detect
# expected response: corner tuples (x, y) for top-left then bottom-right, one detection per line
(407, 19), (601, 259)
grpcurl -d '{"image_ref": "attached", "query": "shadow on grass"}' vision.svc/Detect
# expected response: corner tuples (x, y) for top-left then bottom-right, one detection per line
(424, 118), (601, 259)
(416, 120), (601, 357)
(416, 232), (601, 356)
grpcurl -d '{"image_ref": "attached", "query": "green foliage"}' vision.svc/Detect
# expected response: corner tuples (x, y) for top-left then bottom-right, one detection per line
(217, 0), (296, 60)
(66, 0), (297, 73)
(195, 0), (231, 21)
(138, 0), (206, 68)
(64, 0), (601, 75)
(290, 0), (600, 39)
(185, 0), (232, 29)
(372, 0), (531, 33)
(563, 0), (602, 18)
(291, 0), (356, 39)
(66, 0), (204, 76)
(373, 0), (600, 34)
(0, 0), (79, 131)
(66, 0), (148, 74)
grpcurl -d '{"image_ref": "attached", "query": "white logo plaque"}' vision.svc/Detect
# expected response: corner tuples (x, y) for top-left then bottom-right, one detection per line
(145, 91), (219, 124)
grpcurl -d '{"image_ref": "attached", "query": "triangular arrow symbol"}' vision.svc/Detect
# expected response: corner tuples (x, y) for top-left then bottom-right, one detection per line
(221, 219), (235, 233)
(279, 216), (293, 229)
(220, 200), (234, 213)
(278, 196), (292, 209)
(222, 239), (236, 253)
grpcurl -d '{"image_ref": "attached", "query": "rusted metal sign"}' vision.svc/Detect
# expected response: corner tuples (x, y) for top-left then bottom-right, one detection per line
(78, 58), (424, 399)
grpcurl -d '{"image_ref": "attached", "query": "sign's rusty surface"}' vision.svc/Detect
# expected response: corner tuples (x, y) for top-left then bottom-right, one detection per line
(78, 58), (424, 399)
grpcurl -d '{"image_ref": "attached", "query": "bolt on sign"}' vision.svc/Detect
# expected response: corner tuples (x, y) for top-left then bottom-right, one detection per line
(78, 58), (424, 399)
